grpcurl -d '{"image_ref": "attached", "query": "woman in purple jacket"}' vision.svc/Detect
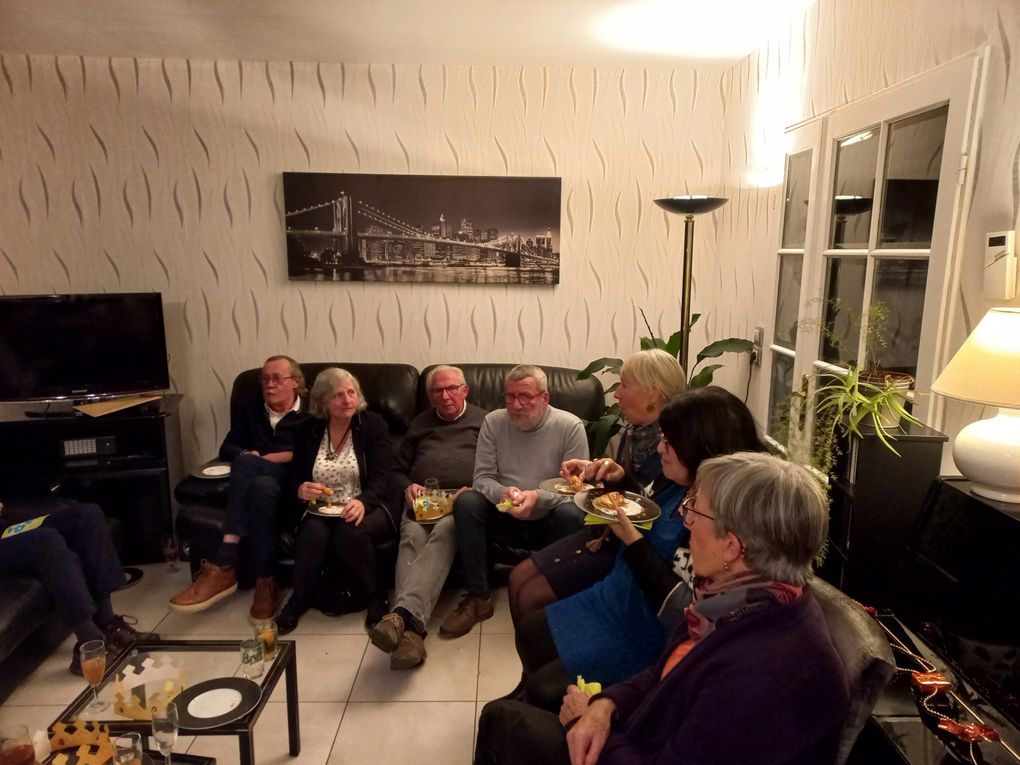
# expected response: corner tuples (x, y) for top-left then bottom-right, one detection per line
(475, 451), (850, 765)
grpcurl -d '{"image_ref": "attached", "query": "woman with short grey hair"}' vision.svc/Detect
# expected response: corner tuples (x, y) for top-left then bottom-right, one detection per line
(476, 451), (849, 765)
(308, 367), (368, 418)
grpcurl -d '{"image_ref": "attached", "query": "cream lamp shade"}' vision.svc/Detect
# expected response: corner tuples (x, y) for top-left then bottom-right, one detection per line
(931, 307), (1020, 502)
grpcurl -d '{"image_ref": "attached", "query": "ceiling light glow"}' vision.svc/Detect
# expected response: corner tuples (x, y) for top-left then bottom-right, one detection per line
(591, 0), (815, 60)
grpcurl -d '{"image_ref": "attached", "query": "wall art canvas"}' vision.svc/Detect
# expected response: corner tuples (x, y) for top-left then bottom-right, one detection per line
(283, 172), (562, 285)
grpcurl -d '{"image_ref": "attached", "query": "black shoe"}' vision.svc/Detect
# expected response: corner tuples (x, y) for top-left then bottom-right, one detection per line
(102, 615), (159, 653)
(364, 595), (389, 629)
(277, 604), (304, 636)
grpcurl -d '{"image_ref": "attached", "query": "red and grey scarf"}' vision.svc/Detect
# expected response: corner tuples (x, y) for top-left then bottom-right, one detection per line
(683, 571), (803, 643)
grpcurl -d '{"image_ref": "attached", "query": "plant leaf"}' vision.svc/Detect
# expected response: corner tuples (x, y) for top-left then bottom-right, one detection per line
(689, 363), (723, 388)
(664, 330), (684, 356)
(577, 357), (623, 379)
(696, 337), (754, 362)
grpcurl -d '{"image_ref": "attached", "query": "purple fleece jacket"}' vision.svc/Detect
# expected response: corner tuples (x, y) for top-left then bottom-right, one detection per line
(596, 586), (850, 765)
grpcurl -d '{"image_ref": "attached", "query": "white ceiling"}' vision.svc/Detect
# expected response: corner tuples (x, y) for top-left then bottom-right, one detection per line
(0, 0), (808, 69)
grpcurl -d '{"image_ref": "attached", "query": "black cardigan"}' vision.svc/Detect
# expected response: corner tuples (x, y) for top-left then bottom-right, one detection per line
(287, 411), (398, 533)
(218, 397), (311, 462)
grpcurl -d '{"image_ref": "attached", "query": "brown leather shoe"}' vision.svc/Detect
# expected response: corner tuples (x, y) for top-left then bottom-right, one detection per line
(390, 631), (426, 670)
(103, 615), (159, 652)
(169, 561), (237, 613)
(439, 594), (494, 638)
(250, 577), (282, 621)
(368, 612), (404, 654)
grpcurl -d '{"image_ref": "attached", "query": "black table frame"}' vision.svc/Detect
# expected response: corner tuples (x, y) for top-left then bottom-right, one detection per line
(54, 639), (300, 765)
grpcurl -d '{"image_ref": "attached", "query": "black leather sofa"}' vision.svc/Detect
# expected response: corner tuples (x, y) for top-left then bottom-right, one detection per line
(174, 362), (605, 587)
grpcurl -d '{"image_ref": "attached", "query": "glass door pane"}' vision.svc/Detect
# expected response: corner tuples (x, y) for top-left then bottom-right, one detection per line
(830, 128), (879, 249)
(782, 150), (812, 248)
(870, 259), (929, 376)
(878, 105), (949, 248)
(773, 254), (803, 349)
(767, 353), (795, 446)
(820, 257), (867, 365)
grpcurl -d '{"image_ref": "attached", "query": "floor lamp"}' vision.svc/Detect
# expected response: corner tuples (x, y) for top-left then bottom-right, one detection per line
(653, 195), (728, 372)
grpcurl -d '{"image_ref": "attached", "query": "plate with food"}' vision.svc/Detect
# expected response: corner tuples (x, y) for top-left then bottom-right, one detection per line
(412, 492), (454, 524)
(305, 487), (354, 517)
(574, 488), (661, 524)
(539, 475), (595, 495)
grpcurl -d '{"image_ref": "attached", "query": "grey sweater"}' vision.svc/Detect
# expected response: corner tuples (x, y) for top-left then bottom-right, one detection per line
(393, 402), (487, 491)
(472, 405), (589, 513)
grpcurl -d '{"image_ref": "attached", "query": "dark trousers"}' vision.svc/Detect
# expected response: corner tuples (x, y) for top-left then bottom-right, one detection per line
(0, 502), (123, 626)
(475, 699), (569, 765)
(453, 490), (582, 597)
(517, 608), (573, 711)
(291, 513), (378, 610)
(222, 453), (289, 575)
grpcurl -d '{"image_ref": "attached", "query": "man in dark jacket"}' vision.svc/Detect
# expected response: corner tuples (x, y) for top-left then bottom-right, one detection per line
(170, 355), (309, 619)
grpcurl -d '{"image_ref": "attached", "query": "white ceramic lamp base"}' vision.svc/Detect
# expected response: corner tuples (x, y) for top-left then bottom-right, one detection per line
(952, 408), (1020, 504)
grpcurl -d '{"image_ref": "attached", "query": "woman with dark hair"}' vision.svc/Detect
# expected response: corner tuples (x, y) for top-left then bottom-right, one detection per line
(507, 387), (767, 710)
(276, 367), (396, 634)
(476, 452), (849, 765)
(507, 349), (687, 626)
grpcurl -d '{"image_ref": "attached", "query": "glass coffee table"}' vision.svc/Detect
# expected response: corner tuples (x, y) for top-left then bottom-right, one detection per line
(53, 640), (299, 765)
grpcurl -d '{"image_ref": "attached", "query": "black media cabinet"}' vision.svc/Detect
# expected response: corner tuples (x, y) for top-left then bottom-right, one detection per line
(0, 395), (183, 563)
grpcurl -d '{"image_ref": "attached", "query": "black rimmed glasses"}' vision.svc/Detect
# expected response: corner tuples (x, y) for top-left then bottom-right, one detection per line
(680, 492), (714, 524)
(260, 374), (294, 386)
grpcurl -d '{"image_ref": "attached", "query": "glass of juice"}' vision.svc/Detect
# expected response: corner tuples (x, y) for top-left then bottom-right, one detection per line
(80, 639), (109, 713)
(0, 725), (35, 765)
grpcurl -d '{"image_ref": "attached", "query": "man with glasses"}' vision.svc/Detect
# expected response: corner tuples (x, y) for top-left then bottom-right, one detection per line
(170, 355), (309, 619)
(368, 365), (487, 669)
(441, 365), (588, 638)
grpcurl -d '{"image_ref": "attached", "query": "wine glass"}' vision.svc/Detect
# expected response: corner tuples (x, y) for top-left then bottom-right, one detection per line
(80, 639), (109, 713)
(152, 701), (179, 765)
(113, 732), (142, 765)
(162, 533), (180, 573)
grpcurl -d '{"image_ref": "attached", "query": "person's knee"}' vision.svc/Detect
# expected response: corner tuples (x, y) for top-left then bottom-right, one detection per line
(509, 557), (538, 592)
(250, 475), (283, 505)
(453, 490), (488, 521)
(26, 528), (76, 570)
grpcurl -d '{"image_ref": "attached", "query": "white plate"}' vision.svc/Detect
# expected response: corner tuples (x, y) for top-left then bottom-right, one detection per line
(202, 464), (231, 477)
(574, 489), (661, 523)
(188, 687), (243, 718)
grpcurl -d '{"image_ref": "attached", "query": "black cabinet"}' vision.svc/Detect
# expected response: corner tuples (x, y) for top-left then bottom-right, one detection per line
(820, 421), (947, 608)
(0, 395), (183, 563)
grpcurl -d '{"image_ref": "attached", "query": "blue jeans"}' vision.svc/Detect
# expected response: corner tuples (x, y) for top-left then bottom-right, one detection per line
(222, 453), (289, 576)
(452, 491), (582, 598)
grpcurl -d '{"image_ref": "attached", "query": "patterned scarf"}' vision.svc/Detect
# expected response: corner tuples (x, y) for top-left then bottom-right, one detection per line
(621, 421), (662, 481)
(683, 570), (803, 642)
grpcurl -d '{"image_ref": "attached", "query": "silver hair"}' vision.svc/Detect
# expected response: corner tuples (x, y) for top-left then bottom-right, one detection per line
(506, 364), (548, 392)
(620, 349), (687, 408)
(425, 365), (467, 390)
(694, 452), (828, 586)
(308, 367), (368, 418)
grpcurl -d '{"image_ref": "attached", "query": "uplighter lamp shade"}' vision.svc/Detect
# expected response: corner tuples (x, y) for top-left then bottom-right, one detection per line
(931, 307), (1020, 408)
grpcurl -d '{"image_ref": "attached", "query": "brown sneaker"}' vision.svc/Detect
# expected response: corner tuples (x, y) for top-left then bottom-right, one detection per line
(250, 577), (282, 621)
(368, 612), (404, 654)
(169, 561), (237, 613)
(439, 594), (494, 638)
(390, 631), (427, 670)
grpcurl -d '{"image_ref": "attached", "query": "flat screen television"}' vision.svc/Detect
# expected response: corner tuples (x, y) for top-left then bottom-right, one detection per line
(0, 292), (170, 403)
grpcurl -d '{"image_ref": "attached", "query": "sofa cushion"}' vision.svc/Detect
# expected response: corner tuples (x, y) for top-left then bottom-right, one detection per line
(0, 577), (53, 665)
(417, 364), (605, 421)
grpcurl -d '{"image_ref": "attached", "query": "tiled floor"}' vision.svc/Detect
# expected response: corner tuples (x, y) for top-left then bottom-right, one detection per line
(0, 564), (523, 765)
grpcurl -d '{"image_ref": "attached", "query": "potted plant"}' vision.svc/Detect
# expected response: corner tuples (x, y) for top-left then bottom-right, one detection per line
(578, 309), (754, 455)
(794, 299), (921, 475)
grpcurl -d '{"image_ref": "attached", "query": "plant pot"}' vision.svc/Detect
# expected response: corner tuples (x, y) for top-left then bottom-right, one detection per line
(859, 371), (913, 429)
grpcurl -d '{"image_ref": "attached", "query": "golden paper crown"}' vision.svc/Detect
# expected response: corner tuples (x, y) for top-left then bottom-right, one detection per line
(48, 719), (110, 750)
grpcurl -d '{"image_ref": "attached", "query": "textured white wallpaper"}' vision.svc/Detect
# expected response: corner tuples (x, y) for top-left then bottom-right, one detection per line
(2, 0), (1017, 477)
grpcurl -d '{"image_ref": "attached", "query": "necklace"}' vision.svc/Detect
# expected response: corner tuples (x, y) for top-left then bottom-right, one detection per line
(325, 423), (351, 462)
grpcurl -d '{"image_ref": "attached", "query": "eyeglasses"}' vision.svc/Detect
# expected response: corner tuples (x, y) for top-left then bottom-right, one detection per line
(680, 492), (714, 524)
(260, 375), (294, 386)
(430, 384), (466, 396)
(505, 392), (541, 404)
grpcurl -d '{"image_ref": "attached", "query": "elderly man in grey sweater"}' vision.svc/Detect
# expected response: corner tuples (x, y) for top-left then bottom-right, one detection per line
(441, 364), (589, 638)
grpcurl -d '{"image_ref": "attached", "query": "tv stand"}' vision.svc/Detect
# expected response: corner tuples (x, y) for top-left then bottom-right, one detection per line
(0, 395), (183, 563)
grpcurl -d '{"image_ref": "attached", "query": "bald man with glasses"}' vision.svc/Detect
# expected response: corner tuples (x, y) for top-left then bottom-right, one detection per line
(170, 355), (310, 619)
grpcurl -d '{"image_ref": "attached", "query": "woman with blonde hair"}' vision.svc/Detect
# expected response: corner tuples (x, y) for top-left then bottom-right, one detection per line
(508, 348), (687, 625)
(277, 368), (396, 634)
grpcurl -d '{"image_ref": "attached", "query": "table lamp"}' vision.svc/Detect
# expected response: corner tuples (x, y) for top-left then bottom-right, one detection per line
(931, 307), (1020, 502)
(653, 195), (728, 372)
